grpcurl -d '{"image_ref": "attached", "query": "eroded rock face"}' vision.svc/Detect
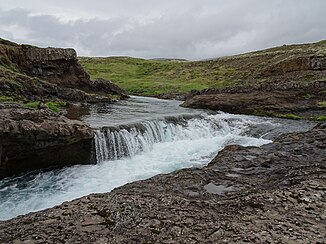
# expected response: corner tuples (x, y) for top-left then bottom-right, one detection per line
(263, 56), (326, 76)
(92, 78), (129, 99)
(5, 44), (91, 90)
(0, 108), (94, 179)
(182, 80), (326, 115)
(0, 124), (324, 243)
(0, 39), (129, 100)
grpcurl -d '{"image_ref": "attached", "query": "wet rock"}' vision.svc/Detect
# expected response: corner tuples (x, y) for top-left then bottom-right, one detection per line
(0, 124), (324, 243)
(0, 108), (94, 179)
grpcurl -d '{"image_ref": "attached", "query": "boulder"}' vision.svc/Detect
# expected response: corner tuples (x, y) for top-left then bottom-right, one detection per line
(92, 78), (129, 98)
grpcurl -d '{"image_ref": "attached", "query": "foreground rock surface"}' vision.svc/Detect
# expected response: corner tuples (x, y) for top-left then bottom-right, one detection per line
(0, 107), (94, 179)
(0, 124), (325, 243)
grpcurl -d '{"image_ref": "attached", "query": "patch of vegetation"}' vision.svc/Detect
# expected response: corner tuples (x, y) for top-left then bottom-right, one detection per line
(317, 101), (326, 108)
(24, 101), (40, 109)
(109, 94), (122, 100)
(255, 111), (303, 120)
(316, 115), (326, 122)
(0, 95), (15, 102)
(276, 113), (302, 120)
(80, 57), (219, 96)
(45, 101), (67, 112)
(302, 94), (314, 99)
(24, 101), (67, 112)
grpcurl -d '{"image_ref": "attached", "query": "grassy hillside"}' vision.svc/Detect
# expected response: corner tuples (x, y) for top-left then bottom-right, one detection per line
(80, 41), (326, 96)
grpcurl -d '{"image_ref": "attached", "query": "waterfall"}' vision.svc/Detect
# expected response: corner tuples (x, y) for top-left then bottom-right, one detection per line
(0, 95), (314, 221)
(94, 113), (252, 162)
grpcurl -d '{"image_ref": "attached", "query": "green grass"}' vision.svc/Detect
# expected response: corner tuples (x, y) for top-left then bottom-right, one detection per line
(316, 115), (326, 122)
(81, 57), (223, 95)
(80, 40), (326, 96)
(255, 111), (303, 120)
(276, 113), (302, 120)
(0, 95), (15, 102)
(317, 101), (326, 108)
(45, 101), (67, 112)
(80, 57), (243, 96)
(24, 101), (40, 109)
(24, 101), (67, 112)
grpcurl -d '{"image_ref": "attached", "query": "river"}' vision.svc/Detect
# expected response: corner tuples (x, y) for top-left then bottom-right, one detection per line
(0, 96), (315, 220)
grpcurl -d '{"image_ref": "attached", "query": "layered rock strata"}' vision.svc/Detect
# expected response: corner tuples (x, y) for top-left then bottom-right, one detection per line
(182, 80), (326, 116)
(0, 108), (94, 179)
(0, 38), (128, 102)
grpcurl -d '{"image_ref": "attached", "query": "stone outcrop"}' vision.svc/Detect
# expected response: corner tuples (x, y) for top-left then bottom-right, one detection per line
(0, 38), (128, 101)
(19, 45), (93, 91)
(262, 56), (326, 76)
(0, 107), (94, 179)
(182, 80), (326, 116)
(0, 67), (113, 103)
(0, 123), (324, 243)
(92, 78), (129, 99)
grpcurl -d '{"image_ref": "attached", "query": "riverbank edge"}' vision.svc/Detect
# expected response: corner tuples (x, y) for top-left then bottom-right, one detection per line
(0, 122), (324, 243)
(0, 105), (97, 179)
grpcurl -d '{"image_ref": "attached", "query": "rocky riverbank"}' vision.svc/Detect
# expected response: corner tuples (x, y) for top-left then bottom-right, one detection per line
(0, 123), (324, 243)
(0, 38), (129, 178)
(181, 80), (326, 120)
(0, 106), (94, 179)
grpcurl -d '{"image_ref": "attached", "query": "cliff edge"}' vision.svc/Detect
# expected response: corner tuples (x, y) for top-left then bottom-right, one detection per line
(0, 38), (128, 103)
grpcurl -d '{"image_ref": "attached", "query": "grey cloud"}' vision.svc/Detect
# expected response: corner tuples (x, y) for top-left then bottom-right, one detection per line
(0, 0), (325, 60)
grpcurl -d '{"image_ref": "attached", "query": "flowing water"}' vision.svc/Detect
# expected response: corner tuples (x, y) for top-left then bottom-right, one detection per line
(0, 96), (315, 220)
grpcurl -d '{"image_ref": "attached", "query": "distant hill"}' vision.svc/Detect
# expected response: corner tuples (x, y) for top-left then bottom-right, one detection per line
(80, 40), (326, 96)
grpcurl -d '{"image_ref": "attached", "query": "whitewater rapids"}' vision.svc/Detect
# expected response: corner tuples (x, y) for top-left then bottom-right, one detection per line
(0, 97), (314, 220)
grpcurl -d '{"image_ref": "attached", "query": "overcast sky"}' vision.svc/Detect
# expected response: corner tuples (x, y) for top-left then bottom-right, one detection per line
(0, 0), (325, 60)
